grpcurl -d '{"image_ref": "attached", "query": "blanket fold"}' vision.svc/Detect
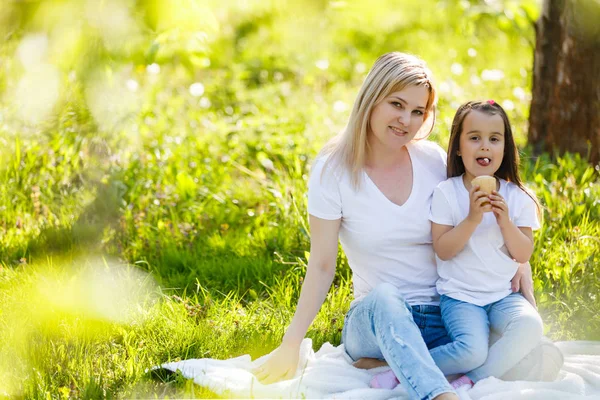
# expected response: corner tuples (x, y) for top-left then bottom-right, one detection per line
(157, 340), (600, 399)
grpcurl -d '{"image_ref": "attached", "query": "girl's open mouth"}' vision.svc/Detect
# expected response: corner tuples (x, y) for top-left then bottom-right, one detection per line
(476, 157), (491, 166)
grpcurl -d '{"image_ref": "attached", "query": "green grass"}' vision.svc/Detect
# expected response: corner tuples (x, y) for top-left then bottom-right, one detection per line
(0, 0), (599, 398)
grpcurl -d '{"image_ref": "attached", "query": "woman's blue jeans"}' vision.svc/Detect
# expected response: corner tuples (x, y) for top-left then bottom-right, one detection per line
(342, 283), (454, 400)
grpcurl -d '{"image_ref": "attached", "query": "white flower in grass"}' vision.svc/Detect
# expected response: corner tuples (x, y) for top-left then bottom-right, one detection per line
(513, 87), (527, 101)
(333, 101), (347, 113)
(199, 97), (211, 108)
(126, 79), (139, 92)
(481, 69), (505, 81)
(502, 100), (515, 111)
(147, 63), (160, 75)
(451, 63), (463, 76)
(189, 82), (205, 97)
(316, 59), (329, 70)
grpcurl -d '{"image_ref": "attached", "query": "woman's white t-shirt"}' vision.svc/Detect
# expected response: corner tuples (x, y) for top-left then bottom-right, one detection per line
(429, 176), (540, 306)
(308, 140), (447, 307)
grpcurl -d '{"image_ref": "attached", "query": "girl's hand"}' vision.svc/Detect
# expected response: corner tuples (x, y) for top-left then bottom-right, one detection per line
(490, 191), (510, 228)
(253, 341), (300, 384)
(466, 185), (492, 225)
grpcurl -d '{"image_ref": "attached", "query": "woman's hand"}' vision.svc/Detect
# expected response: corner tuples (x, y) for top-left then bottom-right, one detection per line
(253, 341), (300, 384)
(511, 262), (537, 309)
(466, 185), (492, 225)
(490, 190), (510, 228)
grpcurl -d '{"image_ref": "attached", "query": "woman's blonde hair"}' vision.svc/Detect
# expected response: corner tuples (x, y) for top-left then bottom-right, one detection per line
(319, 52), (437, 188)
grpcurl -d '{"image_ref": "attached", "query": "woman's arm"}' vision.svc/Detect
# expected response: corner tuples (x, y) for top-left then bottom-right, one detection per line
(254, 215), (341, 383)
(511, 262), (537, 308)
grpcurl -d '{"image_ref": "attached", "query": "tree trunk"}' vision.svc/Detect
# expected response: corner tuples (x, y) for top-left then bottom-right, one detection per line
(528, 0), (600, 164)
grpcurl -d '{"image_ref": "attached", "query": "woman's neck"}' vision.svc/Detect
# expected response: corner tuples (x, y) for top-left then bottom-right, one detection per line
(365, 143), (410, 170)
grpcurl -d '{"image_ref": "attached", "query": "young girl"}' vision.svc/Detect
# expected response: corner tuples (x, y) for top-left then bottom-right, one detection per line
(370, 100), (544, 391)
(429, 100), (544, 390)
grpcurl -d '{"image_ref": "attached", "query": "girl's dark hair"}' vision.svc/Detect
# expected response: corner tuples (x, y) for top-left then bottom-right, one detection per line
(447, 100), (541, 217)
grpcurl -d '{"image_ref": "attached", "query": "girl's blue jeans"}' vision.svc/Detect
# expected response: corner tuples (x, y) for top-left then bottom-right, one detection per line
(342, 283), (543, 400)
(434, 293), (543, 382)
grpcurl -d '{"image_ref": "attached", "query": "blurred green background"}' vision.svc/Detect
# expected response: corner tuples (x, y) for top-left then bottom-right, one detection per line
(0, 0), (598, 398)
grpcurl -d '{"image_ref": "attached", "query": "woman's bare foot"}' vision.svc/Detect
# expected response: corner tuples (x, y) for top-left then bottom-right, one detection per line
(352, 358), (388, 369)
(433, 393), (459, 400)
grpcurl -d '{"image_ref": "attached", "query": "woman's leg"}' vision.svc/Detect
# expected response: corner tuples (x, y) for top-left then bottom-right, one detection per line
(467, 292), (543, 382)
(343, 283), (454, 400)
(429, 295), (489, 375)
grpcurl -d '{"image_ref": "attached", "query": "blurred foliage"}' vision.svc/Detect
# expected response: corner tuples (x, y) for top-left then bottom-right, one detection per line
(0, 0), (599, 398)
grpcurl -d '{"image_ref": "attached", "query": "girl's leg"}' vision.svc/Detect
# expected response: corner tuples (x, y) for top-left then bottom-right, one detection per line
(429, 295), (490, 375)
(467, 292), (543, 382)
(499, 336), (563, 382)
(342, 283), (453, 400)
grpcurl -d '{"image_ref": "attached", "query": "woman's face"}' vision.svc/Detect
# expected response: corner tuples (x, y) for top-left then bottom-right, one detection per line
(368, 85), (429, 153)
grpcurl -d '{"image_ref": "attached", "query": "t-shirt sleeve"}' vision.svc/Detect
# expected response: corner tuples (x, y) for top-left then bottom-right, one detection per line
(415, 140), (448, 181)
(431, 141), (448, 169)
(513, 188), (541, 230)
(307, 158), (342, 220)
(429, 185), (454, 226)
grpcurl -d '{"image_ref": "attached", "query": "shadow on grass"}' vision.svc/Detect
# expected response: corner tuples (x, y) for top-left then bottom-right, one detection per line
(143, 368), (222, 399)
(7, 178), (126, 265)
(14, 175), (293, 299)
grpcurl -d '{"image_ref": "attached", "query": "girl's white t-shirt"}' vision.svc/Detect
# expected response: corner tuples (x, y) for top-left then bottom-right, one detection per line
(308, 140), (447, 307)
(429, 176), (540, 306)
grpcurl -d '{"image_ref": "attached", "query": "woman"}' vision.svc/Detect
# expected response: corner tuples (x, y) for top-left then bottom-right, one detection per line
(254, 52), (559, 400)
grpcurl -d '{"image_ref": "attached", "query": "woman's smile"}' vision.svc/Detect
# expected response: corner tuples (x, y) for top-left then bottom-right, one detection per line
(390, 126), (408, 136)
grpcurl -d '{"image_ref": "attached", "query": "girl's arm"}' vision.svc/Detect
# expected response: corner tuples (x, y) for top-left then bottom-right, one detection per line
(500, 224), (534, 263)
(254, 215), (340, 384)
(490, 192), (534, 263)
(432, 220), (478, 260)
(432, 185), (490, 260)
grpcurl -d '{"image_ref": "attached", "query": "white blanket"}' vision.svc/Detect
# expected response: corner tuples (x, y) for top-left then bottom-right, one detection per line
(159, 340), (600, 399)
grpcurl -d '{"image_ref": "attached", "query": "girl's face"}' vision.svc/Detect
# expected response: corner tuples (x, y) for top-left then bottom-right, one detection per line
(458, 110), (505, 181)
(368, 85), (429, 153)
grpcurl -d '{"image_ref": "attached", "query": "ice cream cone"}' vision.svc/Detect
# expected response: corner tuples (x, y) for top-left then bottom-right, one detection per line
(471, 175), (496, 194)
(471, 175), (496, 211)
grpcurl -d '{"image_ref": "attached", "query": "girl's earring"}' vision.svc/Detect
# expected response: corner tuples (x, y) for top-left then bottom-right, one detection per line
(457, 151), (461, 157)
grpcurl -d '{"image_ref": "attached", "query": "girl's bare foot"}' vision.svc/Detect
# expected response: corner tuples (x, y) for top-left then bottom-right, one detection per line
(352, 358), (388, 369)
(445, 373), (461, 382)
(433, 393), (459, 400)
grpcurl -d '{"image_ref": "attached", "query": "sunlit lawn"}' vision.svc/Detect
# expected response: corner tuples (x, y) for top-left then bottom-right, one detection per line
(0, 0), (599, 398)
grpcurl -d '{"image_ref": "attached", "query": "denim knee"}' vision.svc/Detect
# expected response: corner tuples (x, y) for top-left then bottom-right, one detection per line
(370, 283), (411, 313)
(510, 312), (543, 340)
(454, 337), (488, 371)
